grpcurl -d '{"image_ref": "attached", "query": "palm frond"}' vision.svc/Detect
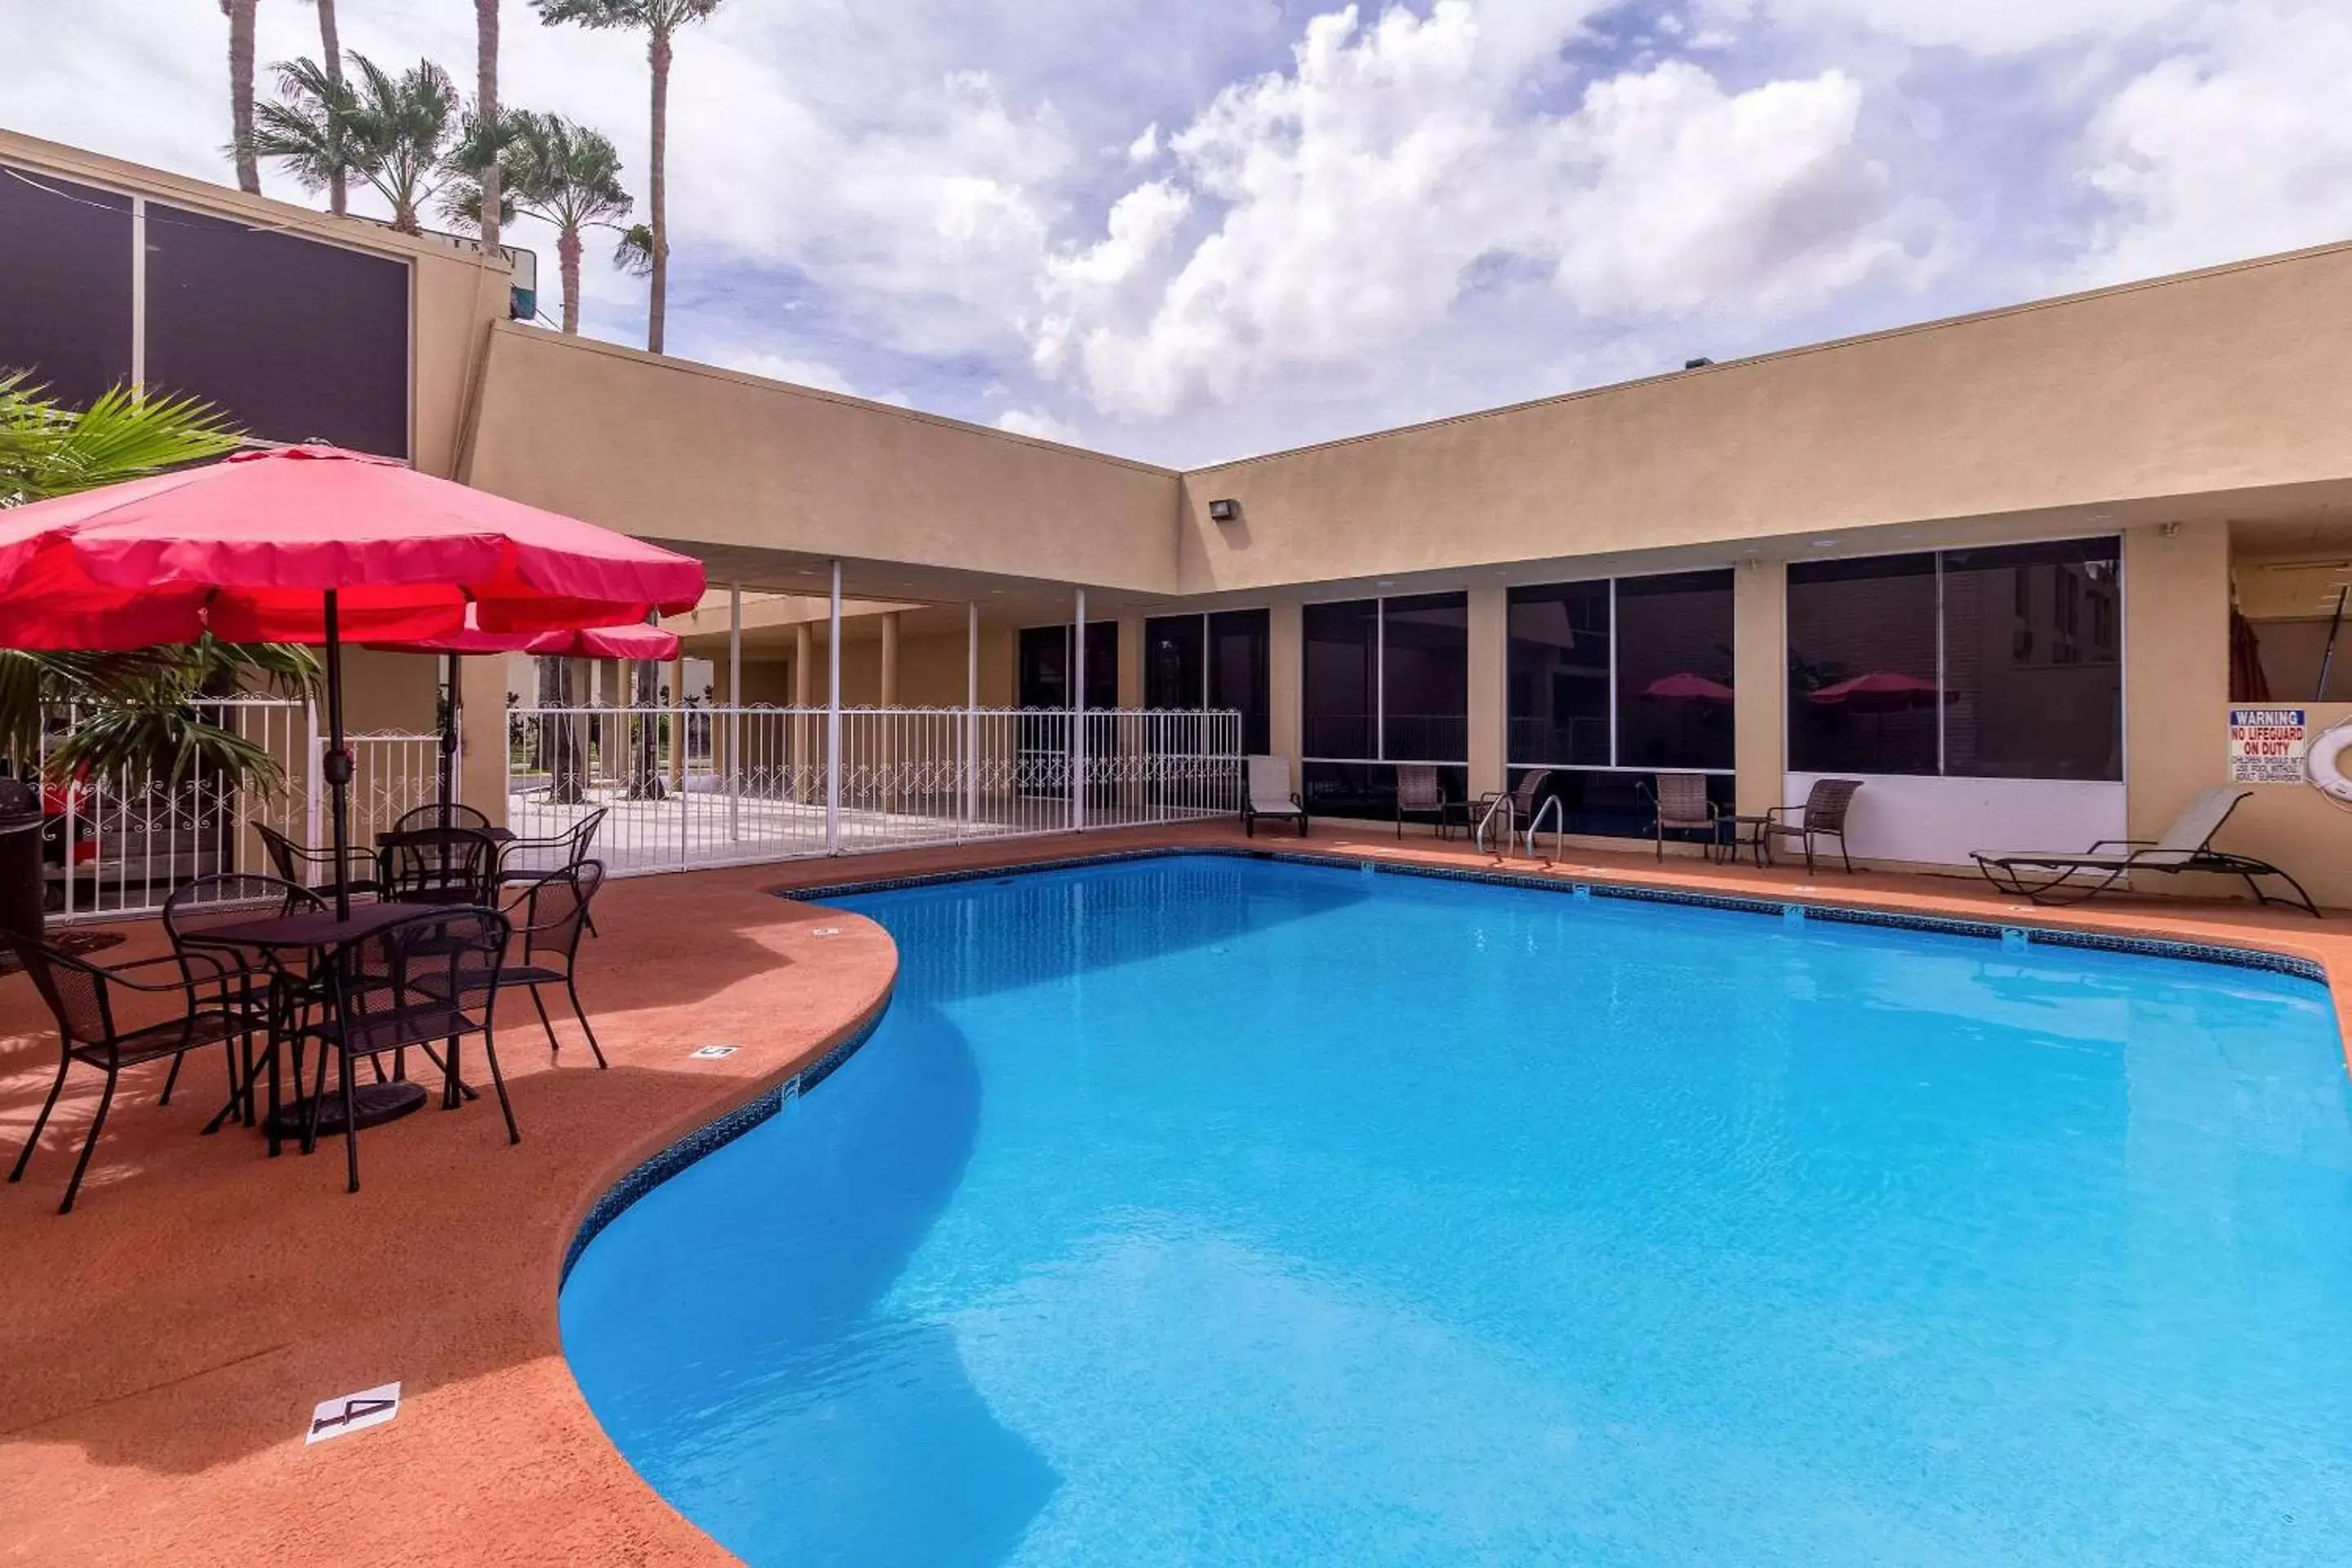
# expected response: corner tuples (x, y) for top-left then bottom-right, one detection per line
(0, 375), (243, 507)
(613, 221), (655, 277)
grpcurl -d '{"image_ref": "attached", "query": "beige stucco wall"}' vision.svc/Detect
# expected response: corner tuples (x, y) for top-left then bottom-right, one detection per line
(2125, 523), (2232, 849)
(463, 323), (1184, 593)
(1178, 244), (2352, 595)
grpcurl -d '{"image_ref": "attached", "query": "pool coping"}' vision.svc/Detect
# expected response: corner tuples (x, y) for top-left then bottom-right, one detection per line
(560, 841), (2334, 1295)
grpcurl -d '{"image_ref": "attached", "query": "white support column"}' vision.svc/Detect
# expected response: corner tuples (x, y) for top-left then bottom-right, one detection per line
(1072, 587), (1088, 831)
(965, 601), (979, 830)
(826, 560), (843, 854)
(728, 582), (742, 842)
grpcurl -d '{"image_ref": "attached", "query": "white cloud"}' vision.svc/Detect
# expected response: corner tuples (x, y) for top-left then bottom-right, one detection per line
(1033, 2), (1936, 421)
(1127, 122), (1162, 163)
(2074, 2), (2352, 285)
(1711, 0), (2196, 55)
(994, 406), (1089, 443)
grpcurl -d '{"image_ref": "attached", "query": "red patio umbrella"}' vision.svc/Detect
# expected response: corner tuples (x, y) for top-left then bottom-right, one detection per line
(368, 612), (684, 820)
(0, 445), (706, 915)
(1639, 672), (1735, 703)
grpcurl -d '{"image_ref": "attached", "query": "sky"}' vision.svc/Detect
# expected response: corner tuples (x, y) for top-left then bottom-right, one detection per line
(7, 1), (2352, 468)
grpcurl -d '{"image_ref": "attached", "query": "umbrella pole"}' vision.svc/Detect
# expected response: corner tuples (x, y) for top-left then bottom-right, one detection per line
(439, 649), (459, 826)
(323, 590), (354, 922)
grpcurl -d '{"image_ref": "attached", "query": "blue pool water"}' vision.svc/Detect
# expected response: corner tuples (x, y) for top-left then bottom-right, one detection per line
(560, 857), (2352, 1566)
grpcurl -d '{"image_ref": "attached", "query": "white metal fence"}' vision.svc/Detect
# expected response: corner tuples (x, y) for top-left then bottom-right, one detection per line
(506, 704), (1244, 876)
(26, 697), (445, 922)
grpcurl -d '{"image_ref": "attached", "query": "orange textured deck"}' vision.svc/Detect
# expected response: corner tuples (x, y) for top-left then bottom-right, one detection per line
(2, 823), (2347, 1566)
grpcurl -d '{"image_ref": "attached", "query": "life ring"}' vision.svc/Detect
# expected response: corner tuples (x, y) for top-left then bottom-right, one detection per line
(2307, 718), (2352, 808)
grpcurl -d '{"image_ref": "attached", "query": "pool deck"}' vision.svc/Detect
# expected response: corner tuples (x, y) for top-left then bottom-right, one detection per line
(3, 823), (2348, 1566)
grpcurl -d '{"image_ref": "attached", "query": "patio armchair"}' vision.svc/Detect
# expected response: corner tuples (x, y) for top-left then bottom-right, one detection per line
(1395, 764), (1449, 839)
(256, 822), (382, 905)
(1642, 773), (1722, 862)
(1241, 755), (1308, 838)
(285, 906), (515, 1194)
(494, 805), (608, 889)
(1764, 778), (1863, 874)
(4, 933), (244, 1214)
(1972, 787), (2318, 917)
(430, 861), (612, 1068)
(160, 873), (324, 1127)
(391, 802), (494, 834)
(378, 826), (501, 907)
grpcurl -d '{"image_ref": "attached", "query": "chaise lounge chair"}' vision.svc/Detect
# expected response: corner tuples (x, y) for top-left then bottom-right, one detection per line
(1971, 786), (2319, 917)
(1241, 755), (1309, 838)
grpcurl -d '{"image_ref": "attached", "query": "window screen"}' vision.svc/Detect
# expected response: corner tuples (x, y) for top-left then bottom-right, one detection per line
(1381, 592), (1468, 762)
(1303, 599), (1379, 760)
(0, 165), (133, 409)
(1940, 538), (2121, 781)
(1507, 581), (1611, 766)
(145, 203), (409, 456)
(1788, 553), (1940, 776)
(1615, 570), (1735, 771)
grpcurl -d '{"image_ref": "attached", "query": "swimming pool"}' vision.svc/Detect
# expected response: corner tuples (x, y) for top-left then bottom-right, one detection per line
(560, 855), (2352, 1566)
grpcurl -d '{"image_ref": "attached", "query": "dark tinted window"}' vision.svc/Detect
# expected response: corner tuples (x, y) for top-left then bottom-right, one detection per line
(145, 203), (409, 455)
(1144, 614), (1204, 709)
(1517, 766), (1735, 839)
(1615, 569), (1735, 770)
(1788, 553), (1940, 775)
(1018, 625), (1067, 709)
(1941, 538), (2121, 781)
(0, 166), (132, 409)
(1507, 581), (1610, 766)
(1382, 592), (1468, 761)
(1207, 608), (1272, 755)
(1302, 761), (1468, 822)
(1303, 599), (1378, 760)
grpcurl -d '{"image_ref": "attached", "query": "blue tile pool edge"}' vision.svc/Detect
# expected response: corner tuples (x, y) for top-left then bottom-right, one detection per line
(564, 847), (2328, 1289)
(559, 999), (892, 1287)
(788, 846), (2330, 984)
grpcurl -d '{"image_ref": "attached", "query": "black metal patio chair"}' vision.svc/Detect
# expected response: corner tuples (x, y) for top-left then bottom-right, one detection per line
(283, 906), (515, 1194)
(391, 802), (494, 835)
(494, 806), (608, 890)
(4, 934), (244, 1214)
(160, 873), (323, 1127)
(256, 822), (382, 906)
(378, 825), (501, 907)
(434, 861), (610, 1068)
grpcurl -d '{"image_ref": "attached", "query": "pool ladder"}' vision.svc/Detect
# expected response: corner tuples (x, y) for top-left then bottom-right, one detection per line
(1472, 794), (1566, 860)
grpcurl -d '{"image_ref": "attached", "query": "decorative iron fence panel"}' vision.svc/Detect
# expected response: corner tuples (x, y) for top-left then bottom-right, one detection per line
(24, 698), (443, 923)
(506, 704), (1243, 876)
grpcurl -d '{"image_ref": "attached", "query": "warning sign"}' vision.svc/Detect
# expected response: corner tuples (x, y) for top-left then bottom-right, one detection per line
(2230, 707), (2308, 784)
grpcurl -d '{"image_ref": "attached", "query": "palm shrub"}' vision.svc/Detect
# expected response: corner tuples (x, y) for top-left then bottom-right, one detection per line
(0, 375), (315, 789)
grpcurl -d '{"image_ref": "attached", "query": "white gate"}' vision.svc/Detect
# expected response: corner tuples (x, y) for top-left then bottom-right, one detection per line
(506, 704), (1243, 876)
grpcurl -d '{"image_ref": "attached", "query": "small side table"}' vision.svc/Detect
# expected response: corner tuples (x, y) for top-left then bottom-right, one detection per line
(1722, 813), (1772, 868)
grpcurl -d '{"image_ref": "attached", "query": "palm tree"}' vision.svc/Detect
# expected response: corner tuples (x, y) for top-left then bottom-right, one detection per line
(530, 0), (727, 355)
(337, 56), (461, 235)
(295, 0), (347, 212)
(222, 0), (261, 194)
(449, 113), (632, 333)
(0, 374), (313, 785)
(251, 58), (366, 212)
(474, 1), (503, 255)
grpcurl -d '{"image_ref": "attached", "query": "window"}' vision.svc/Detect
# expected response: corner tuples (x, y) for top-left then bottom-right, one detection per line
(1507, 581), (1610, 766)
(1147, 608), (1271, 755)
(1508, 569), (1735, 771)
(1303, 593), (1467, 820)
(1940, 538), (2121, 781)
(1788, 537), (2121, 782)
(1382, 593), (1468, 761)
(1017, 622), (1117, 709)
(1615, 570), (1735, 771)
(1303, 599), (1379, 760)
(145, 203), (410, 457)
(0, 166), (133, 410)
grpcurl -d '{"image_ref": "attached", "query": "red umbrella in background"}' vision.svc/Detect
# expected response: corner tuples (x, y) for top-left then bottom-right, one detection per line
(1806, 670), (1951, 711)
(370, 612), (684, 823)
(1639, 672), (1735, 704)
(0, 446), (706, 915)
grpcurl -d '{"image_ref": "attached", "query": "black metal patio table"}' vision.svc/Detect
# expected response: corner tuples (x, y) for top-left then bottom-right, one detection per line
(189, 902), (443, 1139)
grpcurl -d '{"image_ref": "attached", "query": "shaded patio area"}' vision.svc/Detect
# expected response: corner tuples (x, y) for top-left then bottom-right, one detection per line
(1, 825), (2346, 1566)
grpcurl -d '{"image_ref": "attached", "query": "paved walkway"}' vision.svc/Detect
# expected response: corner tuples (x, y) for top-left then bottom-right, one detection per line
(2, 825), (2345, 1565)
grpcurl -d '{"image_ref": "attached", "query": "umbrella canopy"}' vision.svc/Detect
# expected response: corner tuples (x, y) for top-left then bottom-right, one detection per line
(0, 445), (704, 649)
(1806, 670), (1949, 713)
(0, 444), (706, 917)
(372, 615), (681, 661)
(1639, 672), (1735, 703)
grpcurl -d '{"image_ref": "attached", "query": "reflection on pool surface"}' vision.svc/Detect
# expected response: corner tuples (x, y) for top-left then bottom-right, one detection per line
(560, 856), (2352, 1567)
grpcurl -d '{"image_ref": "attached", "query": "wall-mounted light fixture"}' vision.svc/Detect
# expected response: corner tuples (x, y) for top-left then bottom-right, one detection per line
(1208, 498), (1241, 523)
(1684, 357), (1714, 370)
